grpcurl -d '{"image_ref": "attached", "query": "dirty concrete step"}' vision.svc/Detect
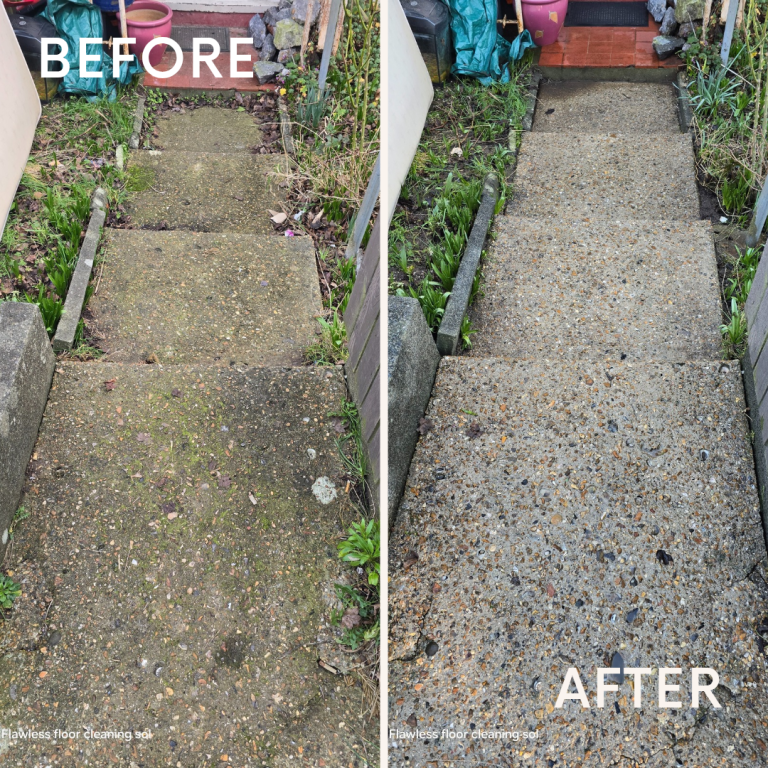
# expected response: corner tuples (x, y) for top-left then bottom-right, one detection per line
(533, 81), (680, 134)
(0, 362), (371, 767)
(509, 133), (700, 220)
(470, 217), (722, 362)
(127, 150), (285, 234)
(389, 356), (767, 767)
(89, 229), (321, 366)
(153, 105), (264, 153)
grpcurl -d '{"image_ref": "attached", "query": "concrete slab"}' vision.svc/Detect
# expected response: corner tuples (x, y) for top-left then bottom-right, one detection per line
(89, 230), (321, 366)
(533, 81), (679, 135)
(0, 303), (54, 562)
(0, 363), (372, 767)
(389, 357), (768, 767)
(154, 106), (264, 153)
(471, 217), (722, 362)
(127, 151), (285, 234)
(509, 133), (700, 221)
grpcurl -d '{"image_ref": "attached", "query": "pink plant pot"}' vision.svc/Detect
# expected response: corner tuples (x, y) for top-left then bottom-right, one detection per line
(521, 0), (568, 47)
(119, 0), (173, 68)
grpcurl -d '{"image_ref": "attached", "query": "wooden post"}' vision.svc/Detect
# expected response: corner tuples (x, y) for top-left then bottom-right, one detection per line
(700, 0), (713, 43)
(300, 0), (315, 68)
(117, 0), (130, 57)
(746, 174), (768, 248)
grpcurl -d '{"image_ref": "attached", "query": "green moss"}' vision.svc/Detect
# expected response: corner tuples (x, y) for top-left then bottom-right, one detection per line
(125, 164), (156, 193)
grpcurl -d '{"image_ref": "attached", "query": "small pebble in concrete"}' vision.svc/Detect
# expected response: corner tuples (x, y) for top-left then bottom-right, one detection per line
(312, 476), (337, 504)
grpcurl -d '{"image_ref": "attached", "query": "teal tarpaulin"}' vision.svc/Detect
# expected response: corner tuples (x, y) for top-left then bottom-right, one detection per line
(443, 0), (534, 84)
(42, 0), (142, 101)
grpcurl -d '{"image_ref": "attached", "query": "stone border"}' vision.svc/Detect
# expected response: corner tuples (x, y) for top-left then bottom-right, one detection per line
(278, 96), (295, 156)
(436, 173), (500, 355)
(675, 71), (693, 133)
(521, 70), (542, 132)
(128, 95), (146, 150)
(52, 188), (107, 352)
(741, 349), (768, 551)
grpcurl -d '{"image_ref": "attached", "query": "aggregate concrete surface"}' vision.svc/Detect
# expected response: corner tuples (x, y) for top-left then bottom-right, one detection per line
(153, 107), (264, 153)
(90, 230), (321, 366)
(471, 218), (722, 362)
(389, 359), (768, 767)
(532, 82), (680, 135)
(389, 80), (768, 767)
(0, 364), (374, 767)
(0, 106), (375, 766)
(127, 151), (284, 234)
(508, 134), (700, 221)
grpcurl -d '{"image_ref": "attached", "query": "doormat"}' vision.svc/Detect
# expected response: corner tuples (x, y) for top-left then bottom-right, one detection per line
(170, 26), (231, 53)
(564, 2), (649, 27)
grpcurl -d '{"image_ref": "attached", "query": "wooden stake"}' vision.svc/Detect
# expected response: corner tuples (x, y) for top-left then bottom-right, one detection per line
(736, 0), (746, 29)
(317, 0), (332, 51)
(118, 0), (130, 57)
(701, 0), (713, 43)
(720, 0), (730, 26)
(300, 0), (315, 68)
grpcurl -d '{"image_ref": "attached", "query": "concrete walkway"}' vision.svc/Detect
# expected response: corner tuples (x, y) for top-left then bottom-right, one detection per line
(0, 108), (374, 767)
(389, 82), (768, 766)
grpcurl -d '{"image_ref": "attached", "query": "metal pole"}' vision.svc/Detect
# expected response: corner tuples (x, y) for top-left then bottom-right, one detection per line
(319, 0), (343, 93)
(746, 174), (768, 248)
(721, 0), (739, 65)
(345, 153), (380, 267)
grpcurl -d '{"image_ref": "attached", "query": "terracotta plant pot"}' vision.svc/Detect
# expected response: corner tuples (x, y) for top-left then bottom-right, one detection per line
(119, 0), (173, 68)
(520, 0), (568, 47)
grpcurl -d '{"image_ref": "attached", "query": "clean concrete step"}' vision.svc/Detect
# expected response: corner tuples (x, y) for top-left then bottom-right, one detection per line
(389, 356), (764, 767)
(533, 81), (680, 134)
(127, 151), (285, 234)
(471, 217), (722, 362)
(154, 105), (264, 152)
(509, 133), (700, 220)
(3, 362), (368, 767)
(90, 230), (321, 365)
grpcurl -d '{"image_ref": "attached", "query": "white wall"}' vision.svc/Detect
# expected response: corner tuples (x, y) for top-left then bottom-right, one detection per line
(385, 0), (433, 223)
(0, 10), (41, 239)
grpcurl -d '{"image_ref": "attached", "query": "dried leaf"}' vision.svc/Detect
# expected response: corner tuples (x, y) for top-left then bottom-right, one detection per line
(403, 550), (418, 570)
(341, 607), (361, 629)
(171, 388), (182, 398)
(218, 475), (231, 489)
(331, 416), (346, 434)
(269, 210), (288, 225)
(104, 378), (117, 391)
(466, 421), (483, 439)
(417, 417), (434, 435)
(136, 433), (152, 444)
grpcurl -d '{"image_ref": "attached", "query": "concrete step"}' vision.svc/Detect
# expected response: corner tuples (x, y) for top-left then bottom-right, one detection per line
(534, 81), (680, 134)
(154, 106), (264, 153)
(471, 217), (722, 362)
(0, 362), (369, 767)
(389, 356), (766, 767)
(89, 229), (321, 366)
(509, 133), (700, 221)
(127, 150), (285, 234)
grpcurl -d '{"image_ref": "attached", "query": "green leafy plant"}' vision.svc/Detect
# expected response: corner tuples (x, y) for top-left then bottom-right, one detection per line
(338, 518), (380, 586)
(304, 311), (348, 365)
(0, 575), (21, 612)
(721, 297), (747, 350)
(330, 400), (367, 483)
(460, 315), (477, 349)
(330, 583), (379, 649)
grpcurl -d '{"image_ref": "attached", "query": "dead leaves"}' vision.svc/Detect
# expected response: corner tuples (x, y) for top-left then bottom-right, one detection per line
(341, 606), (361, 629)
(402, 550), (418, 570)
(417, 417), (433, 436)
(104, 378), (116, 391)
(135, 433), (151, 444)
(466, 421), (483, 439)
(269, 209), (288, 225)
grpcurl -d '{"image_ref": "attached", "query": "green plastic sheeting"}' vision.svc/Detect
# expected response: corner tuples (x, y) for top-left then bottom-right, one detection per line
(42, 0), (142, 101)
(443, 0), (534, 84)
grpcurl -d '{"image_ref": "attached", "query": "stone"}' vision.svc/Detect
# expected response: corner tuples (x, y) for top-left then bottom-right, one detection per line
(248, 13), (267, 48)
(659, 7), (679, 35)
(292, 0), (320, 24)
(264, 6), (292, 27)
(261, 33), (277, 62)
(647, 0), (667, 22)
(388, 296), (440, 518)
(675, 0), (705, 22)
(678, 20), (697, 38)
(0, 302), (55, 562)
(273, 18), (304, 50)
(653, 35), (685, 59)
(253, 59), (282, 83)
(278, 0), (292, 8)
(277, 46), (300, 64)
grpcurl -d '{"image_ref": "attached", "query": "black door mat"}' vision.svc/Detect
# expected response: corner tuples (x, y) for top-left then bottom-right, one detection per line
(170, 26), (231, 53)
(564, 1), (649, 27)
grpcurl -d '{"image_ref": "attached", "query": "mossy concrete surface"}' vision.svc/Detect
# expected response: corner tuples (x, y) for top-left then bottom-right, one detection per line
(127, 152), (285, 234)
(0, 363), (373, 767)
(90, 230), (321, 366)
(153, 107), (264, 153)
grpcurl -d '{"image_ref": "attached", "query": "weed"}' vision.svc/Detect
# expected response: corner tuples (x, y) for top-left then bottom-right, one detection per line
(721, 297), (747, 352)
(0, 575), (21, 612)
(304, 311), (348, 365)
(330, 583), (379, 649)
(460, 315), (477, 349)
(338, 518), (380, 586)
(330, 400), (367, 484)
